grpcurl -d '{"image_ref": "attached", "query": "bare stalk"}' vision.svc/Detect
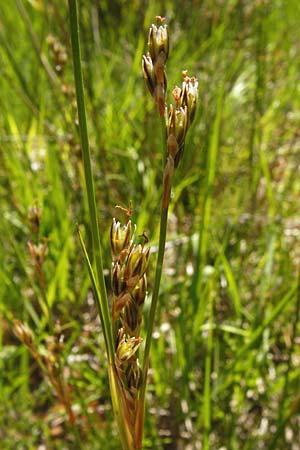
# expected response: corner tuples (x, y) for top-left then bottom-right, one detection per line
(68, 0), (114, 364)
(136, 153), (174, 448)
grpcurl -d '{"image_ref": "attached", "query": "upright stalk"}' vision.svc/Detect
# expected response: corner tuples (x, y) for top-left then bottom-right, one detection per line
(136, 18), (198, 447)
(68, 0), (114, 363)
(143, 118), (171, 372)
(143, 185), (172, 372)
(136, 151), (174, 448)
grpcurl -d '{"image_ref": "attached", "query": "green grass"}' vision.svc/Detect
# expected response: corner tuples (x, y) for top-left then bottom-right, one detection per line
(1, 0), (300, 448)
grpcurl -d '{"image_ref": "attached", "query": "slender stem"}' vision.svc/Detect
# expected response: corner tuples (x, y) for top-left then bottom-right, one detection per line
(136, 204), (170, 448)
(136, 154), (174, 448)
(68, 0), (114, 363)
(143, 200), (170, 372)
(202, 278), (214, 449)
(143, 118), (170, 373)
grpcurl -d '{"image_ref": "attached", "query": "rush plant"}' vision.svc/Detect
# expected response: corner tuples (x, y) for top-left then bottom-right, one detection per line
(68, 2), (198, 448)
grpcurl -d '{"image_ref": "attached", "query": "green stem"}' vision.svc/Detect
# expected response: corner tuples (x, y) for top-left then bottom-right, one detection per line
(202, 278), (214, 450)
(68, 0), (114, 364)
(143, 119), (172, 372)
(143, 199), (170, 371)
(136, 155), (174, 448)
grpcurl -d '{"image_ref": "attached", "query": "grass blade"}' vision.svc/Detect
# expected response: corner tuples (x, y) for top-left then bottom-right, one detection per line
(68, 0), (114, 363)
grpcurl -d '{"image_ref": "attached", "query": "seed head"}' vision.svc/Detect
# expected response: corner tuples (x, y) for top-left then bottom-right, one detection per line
(116, 330), (142, 362)
(28, 241), (48, 267)
(13, 319), (34, 348)
(143, 18), (169, 117)
(131, 274), (147, 307)
(28, 204), (42, 234)
(148, 21), (169, 63)
(166, 104), (188, 158)
(166, 73), (198, 167)
(110, 218), (133, 260)
(125, 245), (150, 288)
(180, 74), (199, 126)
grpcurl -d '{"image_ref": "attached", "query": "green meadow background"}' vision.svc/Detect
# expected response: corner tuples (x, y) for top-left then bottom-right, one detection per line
(1, 0), (300, 448)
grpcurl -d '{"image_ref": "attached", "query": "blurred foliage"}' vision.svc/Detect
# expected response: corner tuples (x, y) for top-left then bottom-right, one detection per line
(1, 0), (300, 448)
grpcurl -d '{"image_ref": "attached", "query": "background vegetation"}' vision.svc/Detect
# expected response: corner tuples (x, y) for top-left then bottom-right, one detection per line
(1, 0), (300, 448)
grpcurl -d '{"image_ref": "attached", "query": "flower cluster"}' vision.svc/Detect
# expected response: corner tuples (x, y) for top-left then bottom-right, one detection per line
(167, 72), (199, 167)
(142, 18), (198, 169)
(110, 216), (150, 429)
(110, 218), (150, 336)
(142, 16), (169, 117)
(115, 328), (143, 416)
(13, 320), (75, 424)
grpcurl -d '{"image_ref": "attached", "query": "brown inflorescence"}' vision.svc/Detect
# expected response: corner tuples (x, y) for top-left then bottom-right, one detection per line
(110, 214), (150, 430)
(166, 73), (199, 167)
(110, 217), (150, 337)
(142, 17), (169, 117)
(143, 19), (198, 169)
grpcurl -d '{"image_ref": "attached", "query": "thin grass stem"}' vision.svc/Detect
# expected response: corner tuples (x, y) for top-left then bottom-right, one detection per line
(68, 0), (114, 364)
(143, 202), (170, 371)
(136, 147), (174, 447)
(142, 113), (169, 372)
(202, 278), (214, 449)
(136, 203), (171, 448)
